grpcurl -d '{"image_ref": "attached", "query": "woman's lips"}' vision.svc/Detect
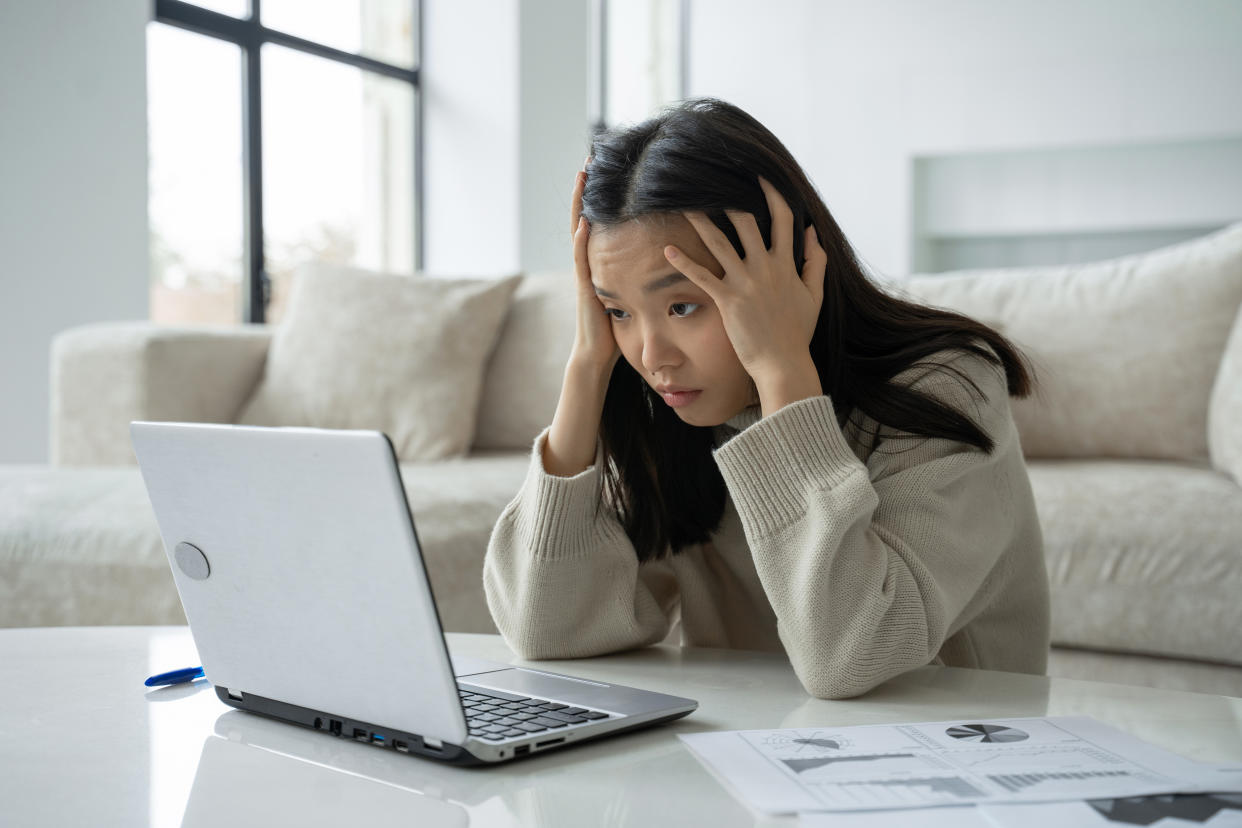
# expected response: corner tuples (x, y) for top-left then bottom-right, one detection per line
(660, 389), (702, 408)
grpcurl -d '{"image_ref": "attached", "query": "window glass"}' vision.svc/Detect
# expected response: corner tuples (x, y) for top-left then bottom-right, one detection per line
(262, 0), (416, 68)
(147, 23), (244, 324)
(261, 43), (416, 323)
(605, 0), (682, 126)
(185, 0), (249, 18)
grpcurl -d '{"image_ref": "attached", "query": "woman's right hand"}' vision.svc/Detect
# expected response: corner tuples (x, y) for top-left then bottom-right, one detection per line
(543, 161), (619, 477)
(569, 161), (620, 375)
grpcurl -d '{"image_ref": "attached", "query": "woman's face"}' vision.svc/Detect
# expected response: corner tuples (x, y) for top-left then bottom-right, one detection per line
(588, 214), (755, 427)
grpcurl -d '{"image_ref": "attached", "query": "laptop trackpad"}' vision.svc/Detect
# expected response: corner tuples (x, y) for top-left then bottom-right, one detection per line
(464, 668), (681, 715)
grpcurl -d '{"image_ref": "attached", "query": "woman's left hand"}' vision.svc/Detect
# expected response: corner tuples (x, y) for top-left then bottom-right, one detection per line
(664, 176), (828, 412)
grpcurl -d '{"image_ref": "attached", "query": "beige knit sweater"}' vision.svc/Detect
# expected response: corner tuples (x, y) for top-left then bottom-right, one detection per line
(483, 346), (1050, 699)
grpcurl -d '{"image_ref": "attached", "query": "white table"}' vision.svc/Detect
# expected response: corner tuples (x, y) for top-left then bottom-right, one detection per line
(2, 627), (1239, 827)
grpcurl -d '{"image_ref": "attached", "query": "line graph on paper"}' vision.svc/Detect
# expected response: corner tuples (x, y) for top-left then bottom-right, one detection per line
(948, 744), (1127, 774)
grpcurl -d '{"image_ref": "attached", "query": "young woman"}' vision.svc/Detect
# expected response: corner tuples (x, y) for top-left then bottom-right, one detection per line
(483, 98), (1049, 699)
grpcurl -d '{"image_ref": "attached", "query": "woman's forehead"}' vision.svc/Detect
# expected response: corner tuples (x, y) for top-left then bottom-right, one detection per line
(588, 214), (719, 289)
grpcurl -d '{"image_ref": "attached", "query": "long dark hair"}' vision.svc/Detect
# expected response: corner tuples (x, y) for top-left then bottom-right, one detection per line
(580, 98), (1035, 562)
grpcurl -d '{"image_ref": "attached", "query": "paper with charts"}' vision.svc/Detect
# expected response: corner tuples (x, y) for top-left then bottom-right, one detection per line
(678, 716), (1242, 815)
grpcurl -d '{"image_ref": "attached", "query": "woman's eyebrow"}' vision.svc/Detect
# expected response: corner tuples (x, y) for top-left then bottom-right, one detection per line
(594, 272), (688, 299)
(643, 272), (689, 293)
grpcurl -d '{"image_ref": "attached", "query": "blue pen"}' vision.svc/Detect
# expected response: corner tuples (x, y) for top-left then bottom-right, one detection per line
(144, 666), (205, 687)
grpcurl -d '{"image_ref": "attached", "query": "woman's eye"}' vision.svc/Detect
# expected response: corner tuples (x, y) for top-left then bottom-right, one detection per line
(670, 302), (700, 318)
(605, 308), (629, 321)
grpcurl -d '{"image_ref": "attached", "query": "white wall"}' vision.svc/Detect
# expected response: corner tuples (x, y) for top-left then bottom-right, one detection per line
(421, 0), (520, 276)
(687, 0), (1242, 277)
(0, 0), (151, 464)
(422, 0), (590, 277)
(518, 0), (590, 274)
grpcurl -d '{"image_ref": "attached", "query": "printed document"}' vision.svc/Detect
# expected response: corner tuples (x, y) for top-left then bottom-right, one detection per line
(679, 716), (1242, 815)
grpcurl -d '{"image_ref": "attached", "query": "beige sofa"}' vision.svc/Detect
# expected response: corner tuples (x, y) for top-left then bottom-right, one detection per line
(3, 225), (1241, 696)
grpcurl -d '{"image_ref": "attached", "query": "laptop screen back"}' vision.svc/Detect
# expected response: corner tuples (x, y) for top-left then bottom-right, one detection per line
(131, 422), (467, 745)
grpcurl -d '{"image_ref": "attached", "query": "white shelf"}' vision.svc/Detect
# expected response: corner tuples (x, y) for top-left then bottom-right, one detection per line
(911, 137), (1242, 271)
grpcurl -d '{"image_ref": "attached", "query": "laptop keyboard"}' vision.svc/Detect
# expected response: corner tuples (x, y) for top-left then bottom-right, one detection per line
(458, 684), (611, 742)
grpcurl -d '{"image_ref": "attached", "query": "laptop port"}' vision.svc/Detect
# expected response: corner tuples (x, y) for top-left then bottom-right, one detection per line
(353, 728), (368, 741)
(515, 745), (530, 756)
(329, 720), (342, 736)
(393, 740), (409, 753)
(371, 733), (385, 744)
(312, 717), (323, 730)
(535, 737), (564, 749)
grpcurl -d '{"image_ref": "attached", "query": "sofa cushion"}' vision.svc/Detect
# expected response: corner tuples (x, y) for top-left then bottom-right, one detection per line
(396, 452), (529, 633)
(239, 263), (520, 461)
(898, 223), (1242, 461)
(475, 273), (576, 450)
(1027, 458), (1242, 666)
(0, 466), (182, 627)
(1208, 301), (1242, 484)
(0, 456), (530, 632)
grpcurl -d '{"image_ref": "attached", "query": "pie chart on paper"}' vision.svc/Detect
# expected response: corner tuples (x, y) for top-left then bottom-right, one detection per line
(945, 724), (1029, 743)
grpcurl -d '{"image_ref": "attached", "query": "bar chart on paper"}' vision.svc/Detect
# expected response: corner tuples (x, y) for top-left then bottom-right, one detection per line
(827, 775), (988, 807)
(988, 769), (1133, 794)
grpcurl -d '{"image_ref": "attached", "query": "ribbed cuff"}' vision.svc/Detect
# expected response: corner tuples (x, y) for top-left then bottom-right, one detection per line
(713, 395), (866, 538)
(512, 428), (612, 561)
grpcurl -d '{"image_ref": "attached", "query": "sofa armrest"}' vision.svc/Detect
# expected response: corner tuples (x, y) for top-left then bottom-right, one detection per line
(50, 322), (272, 466)
(1209, 304), (1242, 485)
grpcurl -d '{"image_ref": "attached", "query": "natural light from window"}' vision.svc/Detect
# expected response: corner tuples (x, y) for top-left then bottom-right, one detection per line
(146, 2), (415, 325)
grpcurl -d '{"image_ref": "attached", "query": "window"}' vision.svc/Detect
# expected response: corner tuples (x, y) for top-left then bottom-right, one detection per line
(592, 0), (687, 133)
(147, 0), (420, 325)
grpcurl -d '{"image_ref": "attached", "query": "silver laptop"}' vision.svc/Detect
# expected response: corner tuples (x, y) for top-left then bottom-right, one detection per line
(130, 421), (697, 765)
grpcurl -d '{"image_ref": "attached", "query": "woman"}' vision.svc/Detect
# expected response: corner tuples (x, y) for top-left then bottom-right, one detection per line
(483, 98), (1049, 699)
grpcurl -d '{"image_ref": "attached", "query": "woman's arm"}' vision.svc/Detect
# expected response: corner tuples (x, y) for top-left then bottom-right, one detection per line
(484, 161), (678, 657)
(484, 427), (679, 659)
(714, 352), (1043, 698)
(542, 358), (612, 477)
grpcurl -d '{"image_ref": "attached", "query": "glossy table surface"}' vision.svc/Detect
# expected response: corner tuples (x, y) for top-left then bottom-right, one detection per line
(2, 627), (1239, 827)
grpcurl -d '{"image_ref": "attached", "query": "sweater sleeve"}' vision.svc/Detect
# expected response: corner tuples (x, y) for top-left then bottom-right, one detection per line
(482, 429), (679, 659)
(712, 352), (1021, 699)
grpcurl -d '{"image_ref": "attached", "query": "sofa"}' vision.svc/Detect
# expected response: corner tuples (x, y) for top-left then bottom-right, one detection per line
(3, 224), (1241, 696)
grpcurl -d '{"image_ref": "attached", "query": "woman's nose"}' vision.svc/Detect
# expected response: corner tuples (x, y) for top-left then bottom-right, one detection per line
(641, 327), (682, 375)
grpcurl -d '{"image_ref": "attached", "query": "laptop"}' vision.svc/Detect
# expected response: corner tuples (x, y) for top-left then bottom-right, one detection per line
(130, 421), (697, 765)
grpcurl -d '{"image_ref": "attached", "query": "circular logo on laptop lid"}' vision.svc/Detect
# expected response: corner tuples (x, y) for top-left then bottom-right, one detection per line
(174, 542), (211, 580)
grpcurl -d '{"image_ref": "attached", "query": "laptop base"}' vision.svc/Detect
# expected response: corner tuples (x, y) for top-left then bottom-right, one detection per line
(214, 685), (482, 764)
(213, 685), (694, 766)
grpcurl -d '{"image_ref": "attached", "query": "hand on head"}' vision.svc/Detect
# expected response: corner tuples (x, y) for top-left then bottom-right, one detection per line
(663, 176), (827, 386)
(569, 156), (620, 375)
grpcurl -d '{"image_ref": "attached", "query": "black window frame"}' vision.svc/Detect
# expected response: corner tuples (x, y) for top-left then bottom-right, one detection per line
(151, 0), (423, 324)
